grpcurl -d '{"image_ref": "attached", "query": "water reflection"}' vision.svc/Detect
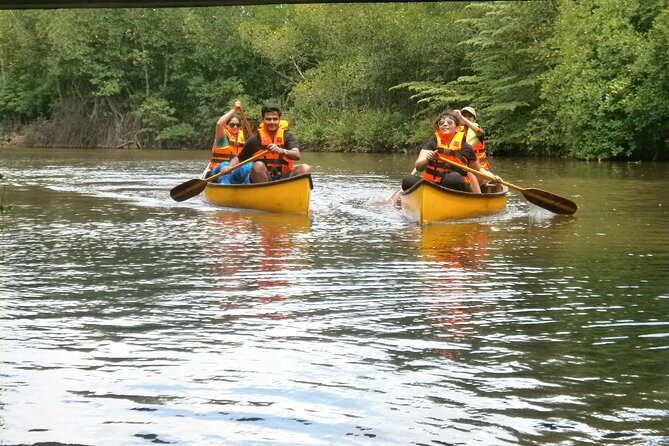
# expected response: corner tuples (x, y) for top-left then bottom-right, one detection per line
(210, 212), (311, 320)
(209, 212), (255, 280)
(421, 222), (490, 267)
(420, 223), (491, 358)
(253, 213), (311, 301)
(1, 148), (668, 445)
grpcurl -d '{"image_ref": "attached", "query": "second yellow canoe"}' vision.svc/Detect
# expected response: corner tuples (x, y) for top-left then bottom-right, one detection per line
(401, 179), (507, 224)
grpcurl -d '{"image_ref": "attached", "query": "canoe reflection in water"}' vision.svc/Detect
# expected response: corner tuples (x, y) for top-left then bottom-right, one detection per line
(209, 212), (312, 319)
(420, 223), (491, 358)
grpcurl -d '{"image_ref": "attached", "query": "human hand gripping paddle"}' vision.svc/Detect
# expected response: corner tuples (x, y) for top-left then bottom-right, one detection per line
(170, 150), (268, 202)
(437, 155), (577, 215)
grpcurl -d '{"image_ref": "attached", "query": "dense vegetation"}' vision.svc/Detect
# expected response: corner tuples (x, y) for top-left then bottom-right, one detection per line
(0, 0), (667, 159)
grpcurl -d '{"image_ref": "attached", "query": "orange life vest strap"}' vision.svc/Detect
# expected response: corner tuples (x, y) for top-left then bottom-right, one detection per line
(255, 121), (293, 179)
(208, 129), (245, 169)
(460, 126), (490, 171)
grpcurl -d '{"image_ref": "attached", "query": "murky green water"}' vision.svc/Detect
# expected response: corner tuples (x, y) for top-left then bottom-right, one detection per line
(1, 147), (668, 445)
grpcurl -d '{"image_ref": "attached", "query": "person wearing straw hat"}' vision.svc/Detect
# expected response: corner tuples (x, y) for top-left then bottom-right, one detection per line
(454, 106), (492, 173)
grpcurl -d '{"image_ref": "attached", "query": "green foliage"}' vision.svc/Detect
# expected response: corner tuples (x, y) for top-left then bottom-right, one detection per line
(391, 81), (461, 113)
(394, 2), (559, 154)
(156, 123), (197, 144)
(134, 97), (178, 143)
(295, 108), (409, 151)
(0, 11), (55, 120)
(0, 2), (666, 159)
(286, 3), (467, 148)
(625, 4), (669, 160)
(541, 0), (668, 159)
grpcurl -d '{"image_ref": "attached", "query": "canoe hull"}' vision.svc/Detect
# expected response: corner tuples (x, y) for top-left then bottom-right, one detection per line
(401, 179), (507, 223)
(203, 173), (313, 214)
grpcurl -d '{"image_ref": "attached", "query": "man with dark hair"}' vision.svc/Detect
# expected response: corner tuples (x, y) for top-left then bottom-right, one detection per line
(225, 104), (311, 183)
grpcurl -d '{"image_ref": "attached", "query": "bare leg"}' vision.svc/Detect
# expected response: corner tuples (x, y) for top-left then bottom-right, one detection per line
(289, 164), (311, 177)
(250, 161), (270, 183)
(467, 172), (481, 194)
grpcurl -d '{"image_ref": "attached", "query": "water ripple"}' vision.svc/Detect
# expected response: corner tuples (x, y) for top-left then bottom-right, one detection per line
(1, 149), (668, 445)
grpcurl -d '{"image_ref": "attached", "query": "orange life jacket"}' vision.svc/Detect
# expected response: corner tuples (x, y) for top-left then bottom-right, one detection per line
(254, 120), (293, 180)
(208, 128), (245, 169)
(460, 125), (490, 171)
(422, 130), (470, 184)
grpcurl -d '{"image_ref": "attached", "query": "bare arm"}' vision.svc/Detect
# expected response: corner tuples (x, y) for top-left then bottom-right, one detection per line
(215, 100), (242, 141)
(415, 139), (437, 171)
(468, 172), (482, 194)
(468, 160), (502, 186)
(454, 110), (484, 137)
(267, 132), (300, 160)
(412, 149), (433, 174)
(467, 160), (482, 194)
(268, 144), (300, 160)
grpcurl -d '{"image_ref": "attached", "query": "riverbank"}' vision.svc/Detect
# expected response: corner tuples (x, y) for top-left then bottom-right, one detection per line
(0, 129), (410, 153)
(2, 125), (666, 161)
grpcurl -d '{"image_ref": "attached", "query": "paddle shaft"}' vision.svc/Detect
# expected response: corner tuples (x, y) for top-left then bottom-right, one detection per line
(170, 149), (269, 202)
(436, 155), (520, 191)
(239, 106), (253, 139)
(206, 149), (268, 182)
(388, 186), (402, 204)
(436, 154), (577, 215)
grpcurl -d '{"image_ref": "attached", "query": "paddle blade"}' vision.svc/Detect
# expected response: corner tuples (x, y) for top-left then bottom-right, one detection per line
(170, 178), (208, 202)
(388, 187), (402, 205)
(522, 188), (577, 215)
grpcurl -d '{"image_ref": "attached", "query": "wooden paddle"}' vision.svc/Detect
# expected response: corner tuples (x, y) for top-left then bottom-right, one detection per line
(239, 106), (254, 138)
(437, 155), (577, 215)
(170, 150), (268, 202)
(388, 186), (402, 205)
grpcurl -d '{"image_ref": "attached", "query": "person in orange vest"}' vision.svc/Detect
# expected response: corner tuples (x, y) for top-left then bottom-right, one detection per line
(225, 104), (311, 183)
(205, 100), (251, 184)
(402, 111), (499, 193)
(454, 106), (492, 172)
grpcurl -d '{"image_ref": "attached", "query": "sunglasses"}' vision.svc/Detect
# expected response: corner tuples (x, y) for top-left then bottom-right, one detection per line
(439, 119), (456, 126)
(228, 123), (241, 128)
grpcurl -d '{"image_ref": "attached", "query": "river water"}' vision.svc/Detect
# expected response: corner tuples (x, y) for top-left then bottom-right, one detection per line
(1, 147), (668, 445)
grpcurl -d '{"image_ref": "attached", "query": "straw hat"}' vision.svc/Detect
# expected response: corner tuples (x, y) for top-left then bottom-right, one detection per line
(461, 106), (477, 118)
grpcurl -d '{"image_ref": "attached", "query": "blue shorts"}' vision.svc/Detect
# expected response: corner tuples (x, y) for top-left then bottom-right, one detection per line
(208, 162), (252, 184)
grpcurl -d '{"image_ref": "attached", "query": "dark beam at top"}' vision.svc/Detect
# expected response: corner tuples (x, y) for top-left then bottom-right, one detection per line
(1, 0), (457, 10)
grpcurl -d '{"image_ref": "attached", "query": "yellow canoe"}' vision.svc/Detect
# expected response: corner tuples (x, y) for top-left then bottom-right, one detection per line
(203, 173), (313, 214)
(401, 179), (507, 224)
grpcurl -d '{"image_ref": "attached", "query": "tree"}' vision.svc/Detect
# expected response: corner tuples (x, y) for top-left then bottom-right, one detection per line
(541, 0), (668, 160)
(395, 2), (559, 155)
